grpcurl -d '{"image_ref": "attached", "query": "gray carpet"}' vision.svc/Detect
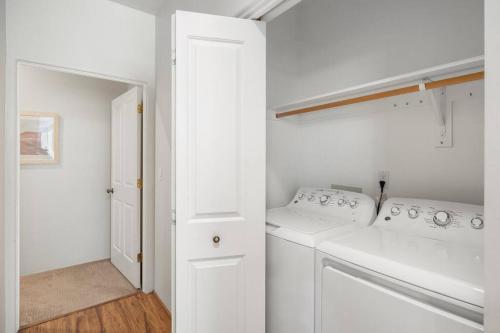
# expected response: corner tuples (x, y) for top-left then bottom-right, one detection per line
(20, 259), (138, 328)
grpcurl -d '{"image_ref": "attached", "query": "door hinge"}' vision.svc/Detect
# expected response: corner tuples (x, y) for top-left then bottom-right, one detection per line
(137, 103), (143, 114)
(137, 252), (143, 263)
(137, 178), (143, 189)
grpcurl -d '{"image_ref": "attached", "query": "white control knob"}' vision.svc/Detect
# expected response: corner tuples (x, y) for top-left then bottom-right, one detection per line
(298, 193), (305, 200)
(349, 200), (359, 209)
(337, 198), (346, 207)
(433, 211), (451, 227)
(390, 206), (401, 216)
(319, 195), (330, 205)
(408, 208), (419, 219)
(308, 195), (315, 201)
(470, 217), (484, 230)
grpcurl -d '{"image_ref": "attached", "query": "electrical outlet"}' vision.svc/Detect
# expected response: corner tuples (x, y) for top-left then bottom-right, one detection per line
(378, 170), (389, 183)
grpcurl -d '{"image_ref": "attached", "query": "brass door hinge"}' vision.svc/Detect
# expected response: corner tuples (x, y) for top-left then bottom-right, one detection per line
(137, 178), (143, 189)
(137, 103), (143, 114)
(137, 252), (143, 263)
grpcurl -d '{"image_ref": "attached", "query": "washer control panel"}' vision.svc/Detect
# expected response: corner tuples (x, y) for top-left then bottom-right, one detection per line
(290, 187), (376, 226)
(377, 198), (484, 246)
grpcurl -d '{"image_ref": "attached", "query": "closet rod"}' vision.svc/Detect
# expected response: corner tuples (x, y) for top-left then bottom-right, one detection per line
(275, 71), (484, 118)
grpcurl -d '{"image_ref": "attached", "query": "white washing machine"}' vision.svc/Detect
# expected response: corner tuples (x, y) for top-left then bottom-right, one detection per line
(266, 187), (376, 333)
(316, 198), (484, 333)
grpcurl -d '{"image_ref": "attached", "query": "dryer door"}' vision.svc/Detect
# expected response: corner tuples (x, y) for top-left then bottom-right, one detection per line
(318, 264), (483, 333)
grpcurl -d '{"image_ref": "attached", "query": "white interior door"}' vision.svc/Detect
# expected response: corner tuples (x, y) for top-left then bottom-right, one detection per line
(110, 87), (142, 288)
(173, 11), (266, 333)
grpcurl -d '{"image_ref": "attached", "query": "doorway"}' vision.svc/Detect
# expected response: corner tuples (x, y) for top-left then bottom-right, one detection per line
(18, 64), (145, 328)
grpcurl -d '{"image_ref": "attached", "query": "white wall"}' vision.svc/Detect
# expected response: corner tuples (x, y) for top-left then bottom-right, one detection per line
(19, 65), (128, 276)
(484, 0), (500, 331)
(267, 0), (485, 208)
(0, 0), (6, 329)
(155, 5), (173, 311)
(268, 0), (484, 108)
(268, 82), (484, 207)
(3, 1), (155, 331)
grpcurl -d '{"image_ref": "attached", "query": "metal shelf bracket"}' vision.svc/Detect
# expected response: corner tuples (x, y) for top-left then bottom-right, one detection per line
(424, 83), (453, 148)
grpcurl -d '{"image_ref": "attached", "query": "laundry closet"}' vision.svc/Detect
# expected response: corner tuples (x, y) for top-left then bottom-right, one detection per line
(264, 0), (484, 332)
(266, 0), (484, 207)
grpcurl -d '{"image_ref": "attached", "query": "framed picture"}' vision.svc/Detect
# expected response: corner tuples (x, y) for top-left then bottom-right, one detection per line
(20, 112), (60, 165)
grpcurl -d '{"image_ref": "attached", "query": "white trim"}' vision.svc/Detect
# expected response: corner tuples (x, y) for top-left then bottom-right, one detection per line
(18, 61), (148, 86)
(237, 0), (302, 21)
(10, 60), (154, 330)
(260, 0), (302, 21)
(484, 2), (500, 329)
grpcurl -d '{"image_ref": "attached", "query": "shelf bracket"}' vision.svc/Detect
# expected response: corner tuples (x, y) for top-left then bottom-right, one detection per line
(424, 83), (453, 148)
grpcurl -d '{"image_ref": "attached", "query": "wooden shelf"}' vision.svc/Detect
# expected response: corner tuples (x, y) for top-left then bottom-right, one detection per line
(270, 56), (484, 118)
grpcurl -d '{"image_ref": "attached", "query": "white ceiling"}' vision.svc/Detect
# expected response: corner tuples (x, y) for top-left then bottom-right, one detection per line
(107, 0), (289, 17)
(108, 0), (167, 14)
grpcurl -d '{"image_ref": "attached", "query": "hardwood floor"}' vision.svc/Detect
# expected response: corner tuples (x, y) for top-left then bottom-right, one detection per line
(20, 293), (172, 333)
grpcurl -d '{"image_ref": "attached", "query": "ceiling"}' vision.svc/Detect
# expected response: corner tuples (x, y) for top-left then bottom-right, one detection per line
(108, 0), (167, 14)
(107, 0), (301, 21)
(107, 0), (287, 16)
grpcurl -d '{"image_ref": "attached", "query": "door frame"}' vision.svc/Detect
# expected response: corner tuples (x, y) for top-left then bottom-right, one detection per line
(10, 60), (152, 330)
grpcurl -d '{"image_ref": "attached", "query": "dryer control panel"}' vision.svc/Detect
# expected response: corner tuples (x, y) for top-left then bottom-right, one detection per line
(377, 198), (484, 246)
(289, 187), (376, 226)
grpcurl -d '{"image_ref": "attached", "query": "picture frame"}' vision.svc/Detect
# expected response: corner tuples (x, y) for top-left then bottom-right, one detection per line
(20, 112), (60, 165)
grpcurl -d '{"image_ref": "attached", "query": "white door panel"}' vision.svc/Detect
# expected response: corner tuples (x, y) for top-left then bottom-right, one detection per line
(188, 256), (245, 332)
(111, 87), (142, 288)
(173, 11), (266, 333)
(189, 38), (242, 217)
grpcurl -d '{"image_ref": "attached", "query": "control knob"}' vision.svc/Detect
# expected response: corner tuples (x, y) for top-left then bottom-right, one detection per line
(337, 198), (346, 207)
(349, 200), (359, 209)
(307, 195), (315, 202)
(433, 211), (451, 227)
(470, 217), (484, 230)
(390, 206), (401, 216)
(319, 195), (330, 205)
(298, 193), (305, 200)
(408, 208), (419, 219)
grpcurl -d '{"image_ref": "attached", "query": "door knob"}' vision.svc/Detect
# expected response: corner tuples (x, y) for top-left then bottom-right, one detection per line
(213, 235), (221, 244)
(107, 188), (114, 194)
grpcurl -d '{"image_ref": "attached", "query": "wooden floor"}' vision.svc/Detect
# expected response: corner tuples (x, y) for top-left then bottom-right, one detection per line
(20, 293), (172, 333)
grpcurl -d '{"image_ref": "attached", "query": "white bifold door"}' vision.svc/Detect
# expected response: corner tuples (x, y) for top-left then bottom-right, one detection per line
(110, 87), (142, 289)
(173, 11), (266, 333)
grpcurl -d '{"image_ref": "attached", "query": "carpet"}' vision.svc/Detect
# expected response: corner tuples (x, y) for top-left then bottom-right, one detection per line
(20, 259), (138, 328)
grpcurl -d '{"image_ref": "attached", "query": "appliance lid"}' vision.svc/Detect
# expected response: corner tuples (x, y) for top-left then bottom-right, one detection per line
(266, 206), (352, 234)
(265, 187), (377, 247)
(317, 226), (484, 308)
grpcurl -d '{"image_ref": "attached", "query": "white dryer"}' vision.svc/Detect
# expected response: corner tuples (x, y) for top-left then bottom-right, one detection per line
(266, 187), (376, 333)
(316, 198), (484, 333)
